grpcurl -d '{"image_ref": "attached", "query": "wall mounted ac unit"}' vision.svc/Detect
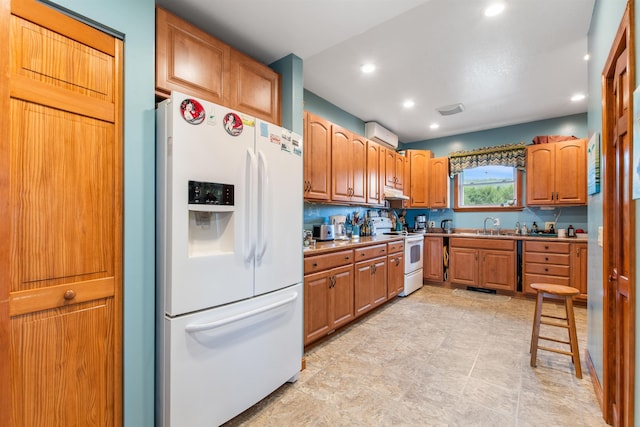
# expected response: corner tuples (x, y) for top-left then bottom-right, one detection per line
(365, 122), (399, 150)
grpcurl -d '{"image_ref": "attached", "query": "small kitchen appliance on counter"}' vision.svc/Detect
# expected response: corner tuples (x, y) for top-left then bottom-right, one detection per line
(313, 224), (335, 241)
(329, 215), (348, 240)
(414, 215), (427, 233)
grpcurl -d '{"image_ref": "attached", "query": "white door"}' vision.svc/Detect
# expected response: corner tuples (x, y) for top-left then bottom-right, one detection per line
(157, 92), (257, 316)
(253, 120), (303, 296)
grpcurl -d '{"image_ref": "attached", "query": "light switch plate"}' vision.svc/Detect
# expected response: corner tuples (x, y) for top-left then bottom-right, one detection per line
(598, 226), (603, 247)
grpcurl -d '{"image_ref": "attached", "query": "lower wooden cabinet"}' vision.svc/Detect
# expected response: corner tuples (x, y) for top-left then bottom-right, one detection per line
(387, 241), (405, 298)
(304, 264), (354, 345)
(355, 256), (387, 317)
(572, 242), (588, 300)
(449, 238), (516, 291)
(423, 236), (444, 282)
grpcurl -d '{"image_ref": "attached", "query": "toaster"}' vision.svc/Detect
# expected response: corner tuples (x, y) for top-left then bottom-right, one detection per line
(313, 224), (335, 241)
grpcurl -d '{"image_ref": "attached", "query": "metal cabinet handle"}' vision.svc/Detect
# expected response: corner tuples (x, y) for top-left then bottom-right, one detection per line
(313, 262), (318, 267)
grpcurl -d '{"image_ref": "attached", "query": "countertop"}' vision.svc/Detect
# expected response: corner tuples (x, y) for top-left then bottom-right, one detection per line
(303, 231), (587, 256)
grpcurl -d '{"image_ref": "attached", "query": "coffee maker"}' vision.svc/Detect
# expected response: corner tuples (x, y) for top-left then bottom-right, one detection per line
(414, 214), (427, 233)
(329, 215), (348, 240)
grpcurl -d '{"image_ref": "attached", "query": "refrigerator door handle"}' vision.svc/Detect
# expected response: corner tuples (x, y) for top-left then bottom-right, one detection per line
(257, 150), (268, 261)
(184, 292), (298, 333)
(245, 148), (257, 263)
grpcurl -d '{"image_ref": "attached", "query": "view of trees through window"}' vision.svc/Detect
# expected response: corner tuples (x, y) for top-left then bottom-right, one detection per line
(460, 165), (517, 207)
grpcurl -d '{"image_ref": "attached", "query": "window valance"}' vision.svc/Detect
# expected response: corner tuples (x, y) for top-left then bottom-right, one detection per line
(448, 142), (527, 176)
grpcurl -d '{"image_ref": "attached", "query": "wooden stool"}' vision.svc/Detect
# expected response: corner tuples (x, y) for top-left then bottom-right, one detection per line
(529, 283), (582, 378)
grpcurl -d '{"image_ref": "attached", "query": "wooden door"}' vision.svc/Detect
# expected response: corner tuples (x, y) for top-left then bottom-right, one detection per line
(371, 258), (388, 307)
(555, 139), (587, 205)
(350, 134), (367, 203)
(430, 157), (450, 208)
(572, 242), (588, 300)
(1, 1), (123, 425)
(303, 111), (331, 201)
(409, 150), (430, 207)
(480, 250), (515, 291)
(602, 4), (635, 425)
(448, 247), (477, 286)
(354, 261), (373, 316)
(330, 265), (354, 330)
(384, 149), (397, 188)
(331, 125), (352, 202)
(423, 237), (444, 282)
(366, 141), (381, 205)
(387, 253), (404, 298)
(396, 152), (405, 190)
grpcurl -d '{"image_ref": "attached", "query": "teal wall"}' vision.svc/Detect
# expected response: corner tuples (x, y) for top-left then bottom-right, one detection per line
(304, 89), (366, 136)
(585, 0), (628, 402)
(49, 0), (156, 426)
(270, 54), (304, 134)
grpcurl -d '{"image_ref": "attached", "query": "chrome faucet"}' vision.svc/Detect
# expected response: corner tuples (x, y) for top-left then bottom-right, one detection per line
(483, 217), (495, 235)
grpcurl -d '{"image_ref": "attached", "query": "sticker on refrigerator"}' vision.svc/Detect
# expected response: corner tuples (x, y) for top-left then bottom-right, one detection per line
(206, 107), (217, 126)
(180, 99), (206, 125)
(241, 115), (255, 128)
(269, 133), (281, 145)
(259, 122), (269, 138)
(292, 134), (302, 156)
(223, 113), (243, 136)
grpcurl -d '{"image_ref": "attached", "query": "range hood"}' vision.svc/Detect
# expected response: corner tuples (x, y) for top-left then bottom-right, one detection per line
(383, 186), (409, 200)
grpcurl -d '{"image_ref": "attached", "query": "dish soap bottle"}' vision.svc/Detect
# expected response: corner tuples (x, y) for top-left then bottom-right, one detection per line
(568, 224), (575, 238)
(531, 221), (538, 234)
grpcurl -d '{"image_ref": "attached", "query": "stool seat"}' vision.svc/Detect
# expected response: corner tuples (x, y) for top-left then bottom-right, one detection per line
(530, 283), (580, 297)
(530, 283), (582, 378)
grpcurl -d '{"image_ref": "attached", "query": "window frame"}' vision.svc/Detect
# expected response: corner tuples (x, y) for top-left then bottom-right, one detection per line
(453, 168), (524, 212)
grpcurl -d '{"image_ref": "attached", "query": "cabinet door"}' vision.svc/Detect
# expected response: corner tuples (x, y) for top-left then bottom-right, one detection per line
(526, 144), (555, 205)
(366, 141), (382, 205)
(354, 261), (373, 316)
(423, 237), (444, 282)
(387, 254), (404, 298)
(409, 150), (430, 207)
(384, 149), (397, 188)
(449, 247), (478, 285)
(572, 242), (588, 299)
(371, 258), (388, 307)
(303, 112), (331, 201)
(351, 134), (367, 203)
(480, 250), (516, 291)
(156, 7), (229, 103)
(430, 157), (450, 208)
(331, 125), (353, 202)
(227, 49), (281, 124)
(304, 272), (331, 345)
(396, 152), (405, 190)
(555, 139), (587, 205)
(331, 266), (355, 329)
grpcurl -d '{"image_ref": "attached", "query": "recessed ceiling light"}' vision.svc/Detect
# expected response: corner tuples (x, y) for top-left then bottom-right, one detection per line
(430, 123), (440, 130)
(361, 63), (376, 74)
(403, 100), (415, 108)
(571, 93), (586, 102)
(484, 3), (505, 17)
(583, 54), (590, 61)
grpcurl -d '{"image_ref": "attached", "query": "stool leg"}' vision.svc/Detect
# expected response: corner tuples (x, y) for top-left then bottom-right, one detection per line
(530, 291), (544, 367)
(565, 296), (582, 378)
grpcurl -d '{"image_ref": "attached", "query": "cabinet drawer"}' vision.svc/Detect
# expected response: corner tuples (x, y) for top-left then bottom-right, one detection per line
(524, 241), (570, 254)
(387, 241), (404, 254)
(355, 244), (387, 261)
(304, 250), (353, 274)
(524, 253), (570, 265)
(450, 237), (514, 251)
(525, 262), (570, 277)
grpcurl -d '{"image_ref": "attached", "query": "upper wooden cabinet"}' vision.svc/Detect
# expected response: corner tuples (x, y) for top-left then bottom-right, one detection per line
(303, 111), (331, 201)
(429, 157), (450, 208)
(385, 150), (404, 190)
(408, 150), (432, 207)
(331, 125), (366, 203)
(366, 141), (384, 205)
(156, 7), (281, 124)
(526, 139), (587, 206)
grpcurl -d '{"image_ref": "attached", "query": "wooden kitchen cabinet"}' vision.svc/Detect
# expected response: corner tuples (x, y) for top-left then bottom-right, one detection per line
(366, 140), (384, 205)
(572, 242), (588, 300)
(449, 238), (516, 291)
(408, 149), (432, 207)
(423, 236), (444, 282)
(387, 241), (405, 298)
(384, 149), (405, 191)
(526, 139), (587, 206)
(156, 7), (281, 124)
(354, 244), (388, 316)
(429, 157), (450, 208)
(226, 49), (281, 124)
(304, 249), (354, 345)
(303, 111), (332, 201)
(331, 125), (366, 203)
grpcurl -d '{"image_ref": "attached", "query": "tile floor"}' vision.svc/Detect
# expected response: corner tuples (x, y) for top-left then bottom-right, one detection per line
(225, 285), (606, 426)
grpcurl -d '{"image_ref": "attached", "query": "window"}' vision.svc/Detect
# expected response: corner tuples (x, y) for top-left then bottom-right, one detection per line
(454, 165), (523, 211)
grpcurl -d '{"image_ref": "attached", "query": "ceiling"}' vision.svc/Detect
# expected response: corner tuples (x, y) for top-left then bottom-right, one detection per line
(156, 0), (595, 143)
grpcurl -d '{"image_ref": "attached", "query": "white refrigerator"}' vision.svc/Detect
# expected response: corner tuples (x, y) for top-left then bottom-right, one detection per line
(156, 91), (303, 426)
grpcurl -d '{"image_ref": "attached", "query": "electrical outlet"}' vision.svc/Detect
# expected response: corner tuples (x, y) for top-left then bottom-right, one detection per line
(428, 221), (436, 228)
(544, 221), (555, 231)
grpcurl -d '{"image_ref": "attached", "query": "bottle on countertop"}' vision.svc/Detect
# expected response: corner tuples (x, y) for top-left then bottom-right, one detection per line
(531, 221), (538, 234)
(549, 223), (555, 234)
(568, 224), (576, 238)
(521, 223), (528, 235)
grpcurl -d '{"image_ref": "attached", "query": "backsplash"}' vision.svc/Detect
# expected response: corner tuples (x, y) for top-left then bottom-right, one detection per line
(304, 202), (588, 234)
